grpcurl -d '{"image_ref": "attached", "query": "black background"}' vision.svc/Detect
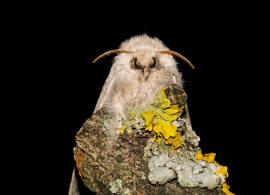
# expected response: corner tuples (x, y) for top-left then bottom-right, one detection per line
(14, 2), (267, 195)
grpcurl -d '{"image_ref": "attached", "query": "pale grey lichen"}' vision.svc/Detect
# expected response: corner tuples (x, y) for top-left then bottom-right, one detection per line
(144, 113), (225, 190)
(145, 112), (225, 190)
(174, 117), (200, 148)
(143, 138), (155, 157)
(121, 188), (131, 195)
(109, 179), (123, 193)
(148, 167), (176, 185)
(147, 149), (225, 190)
(148, 153), (177, 185)
(114, 151), (122, 157)
(109, 179), (131, 195)
(167, 157), (225, 190)
(141, 172), (146, 180)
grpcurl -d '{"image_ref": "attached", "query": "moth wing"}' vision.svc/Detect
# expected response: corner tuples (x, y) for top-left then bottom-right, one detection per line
(94, 65), (118, 113)
(68, 168), (80, 195)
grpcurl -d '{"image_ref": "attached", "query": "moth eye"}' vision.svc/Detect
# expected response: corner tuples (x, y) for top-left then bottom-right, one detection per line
(150, 57), (157, 68)
(133, 57), (141, 69)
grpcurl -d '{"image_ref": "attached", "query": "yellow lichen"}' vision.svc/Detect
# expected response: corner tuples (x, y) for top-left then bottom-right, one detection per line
(195, 152), (229, 178)
(141, 111), (155, 131)
(153, 119), (178, 140)
(120, 87), (184, 150)
(195, 152), (234, 195)
(154, 134), (162, 144)
(141, 88), (184, 149)
(120, 122), (127, 134)
(222, 183), (235, 195)
(127, 129), (133, 134)
(216, 164), (229, 178)
(195, 152), (216, 163)
(120, 109), (143, 134)
(165, 132), (185, 150)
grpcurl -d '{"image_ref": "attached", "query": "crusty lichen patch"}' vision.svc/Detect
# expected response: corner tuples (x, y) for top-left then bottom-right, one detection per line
(147, 146), (225, 190)
(117, 85), (234, 193)
(120, 87), (185, 150)
(196, 152), (234, 195)
(120, 108), (146, 134)
(164, 131), (184, 150)
(109, 179), (131, 194)
(141, 88), (183, 143)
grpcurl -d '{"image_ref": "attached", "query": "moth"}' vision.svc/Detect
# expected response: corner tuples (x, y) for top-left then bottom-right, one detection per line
(69, 34), (195, 195)
(93, 34), (195, 143)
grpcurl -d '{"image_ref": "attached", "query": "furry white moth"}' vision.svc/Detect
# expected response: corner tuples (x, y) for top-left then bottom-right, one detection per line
(69, 34), (195, 195)
(93, 34), (194, 143)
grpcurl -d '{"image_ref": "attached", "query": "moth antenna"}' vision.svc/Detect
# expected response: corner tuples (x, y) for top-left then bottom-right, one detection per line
(92, 49), (134, 63)
(157, 50), (195, 69)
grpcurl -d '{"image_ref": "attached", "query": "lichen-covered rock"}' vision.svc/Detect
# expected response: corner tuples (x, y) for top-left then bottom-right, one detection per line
(147, 149), (225, 190)
(73, 85), (228, 194)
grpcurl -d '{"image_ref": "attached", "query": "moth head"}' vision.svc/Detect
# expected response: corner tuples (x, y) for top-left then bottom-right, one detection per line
(92, 49), (195, 70)
(132, 56), (157, 69)
(131, 49), (158, 71)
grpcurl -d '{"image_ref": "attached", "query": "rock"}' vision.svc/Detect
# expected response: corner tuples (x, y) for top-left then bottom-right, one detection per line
(73, 85), (226, 194)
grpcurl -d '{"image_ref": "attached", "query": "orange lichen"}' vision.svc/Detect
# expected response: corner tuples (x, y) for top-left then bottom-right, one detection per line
(74, 147), (86, 178)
